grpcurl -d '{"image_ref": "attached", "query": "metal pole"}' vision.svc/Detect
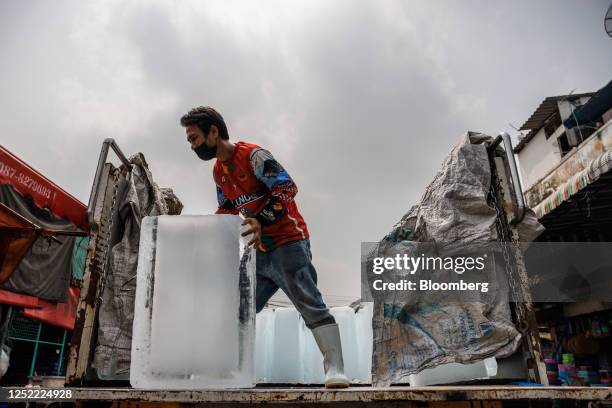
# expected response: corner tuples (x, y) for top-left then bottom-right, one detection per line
(86, 138), (131, 230)
(500, 132), (526, 224)
(56, 329), (67, 376)
(489, 133), (527, 224)
(0, 306), (13, 347)
(29, 322), (42, 378)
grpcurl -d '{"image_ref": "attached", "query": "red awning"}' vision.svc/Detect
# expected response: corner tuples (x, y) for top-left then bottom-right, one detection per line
(0, 202), (39, 283)
(23, 287), (80, 330)
(0, 288), (39, 308)
(0, 284), (80, 330)
(0, 144), (88, 231)
(0, 287), (80, 330)
(0, 201), (87, 284)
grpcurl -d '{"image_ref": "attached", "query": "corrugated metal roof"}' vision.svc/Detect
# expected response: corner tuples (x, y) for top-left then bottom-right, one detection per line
(519, 93), (592, 131)
(514, 93), (594, 153)
(513, 129), (537, 153)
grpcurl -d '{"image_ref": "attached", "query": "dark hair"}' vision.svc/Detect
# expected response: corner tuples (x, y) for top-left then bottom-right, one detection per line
(180, 106), (229, 140)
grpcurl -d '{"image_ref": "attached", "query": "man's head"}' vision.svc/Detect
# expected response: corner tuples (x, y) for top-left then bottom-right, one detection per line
(180, 106), (229, 160)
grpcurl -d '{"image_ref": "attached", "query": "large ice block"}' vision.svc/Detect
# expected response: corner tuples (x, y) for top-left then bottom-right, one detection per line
(131, 215), (255, 389)
(255, 304), (374, 384)
(254, 309), (275, 382)
(408, 358), (497, 386)
(269, 308), (303, 383)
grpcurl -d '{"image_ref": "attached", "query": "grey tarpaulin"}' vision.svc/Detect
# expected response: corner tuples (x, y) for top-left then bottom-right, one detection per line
(367, 132), (543, 386)
(0, 184), (77, 302)
(93, 153), (182, 379)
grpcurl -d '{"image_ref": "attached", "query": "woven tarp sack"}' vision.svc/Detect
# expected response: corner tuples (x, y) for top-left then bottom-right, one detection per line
(368, 132), (543, 386)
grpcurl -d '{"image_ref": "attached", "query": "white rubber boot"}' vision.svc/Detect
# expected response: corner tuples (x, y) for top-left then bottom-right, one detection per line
(312, 323), (350, 388)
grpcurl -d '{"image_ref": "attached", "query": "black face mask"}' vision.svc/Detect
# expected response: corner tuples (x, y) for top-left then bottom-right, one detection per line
(193, 139), (217, 161)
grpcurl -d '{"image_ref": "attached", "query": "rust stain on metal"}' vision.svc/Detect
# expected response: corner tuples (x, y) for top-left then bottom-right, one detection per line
(67, 230), (104, 384)
(67, 164), (118, 385)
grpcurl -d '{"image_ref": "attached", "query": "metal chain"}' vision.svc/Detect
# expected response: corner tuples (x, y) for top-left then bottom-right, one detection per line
(489, 171), (528, 332)
(585, 191), (591, 218)
(95, 167), (121, 307)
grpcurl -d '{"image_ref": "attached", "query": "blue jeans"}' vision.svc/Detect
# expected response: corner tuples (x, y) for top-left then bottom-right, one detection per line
(255, 239), (335, 329)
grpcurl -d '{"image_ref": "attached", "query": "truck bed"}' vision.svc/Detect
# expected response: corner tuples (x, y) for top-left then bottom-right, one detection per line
(7, 386), (608, 406)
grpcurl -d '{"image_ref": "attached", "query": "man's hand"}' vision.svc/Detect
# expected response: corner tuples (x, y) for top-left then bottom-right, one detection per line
(241, 218), (262, 248)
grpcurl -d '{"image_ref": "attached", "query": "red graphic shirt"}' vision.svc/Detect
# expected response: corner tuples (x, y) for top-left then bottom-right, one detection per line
(213, 141), (309, 252)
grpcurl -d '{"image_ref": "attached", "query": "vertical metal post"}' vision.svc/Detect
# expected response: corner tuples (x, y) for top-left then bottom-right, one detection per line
(5, 305), (13, 327)
(500, 132), (526, 223)
(87, 138), (131, 230)
(0, 306), (13, 348)
(29, 322), (42, 377)
(56, 329), (67, 376)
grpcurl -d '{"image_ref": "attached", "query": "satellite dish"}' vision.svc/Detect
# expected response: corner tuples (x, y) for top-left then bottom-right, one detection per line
(606, 3), (612, 38)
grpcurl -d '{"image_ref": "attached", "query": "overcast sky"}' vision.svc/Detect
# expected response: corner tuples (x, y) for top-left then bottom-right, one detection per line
(1, 0), (611, 305)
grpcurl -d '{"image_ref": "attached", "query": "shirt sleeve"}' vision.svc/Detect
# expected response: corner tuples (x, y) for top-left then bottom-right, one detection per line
(249, 148), (298, 226)
(215, 185), (239, 215)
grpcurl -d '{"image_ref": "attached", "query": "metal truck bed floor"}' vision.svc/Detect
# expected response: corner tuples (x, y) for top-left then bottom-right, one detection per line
(64, 386), (611, 404)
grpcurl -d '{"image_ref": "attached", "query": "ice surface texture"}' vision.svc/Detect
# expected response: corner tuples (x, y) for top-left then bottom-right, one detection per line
(131, 215), (255, 389)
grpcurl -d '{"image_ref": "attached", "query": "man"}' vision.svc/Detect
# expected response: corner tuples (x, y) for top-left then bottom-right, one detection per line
(180, 106), (349, 388)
